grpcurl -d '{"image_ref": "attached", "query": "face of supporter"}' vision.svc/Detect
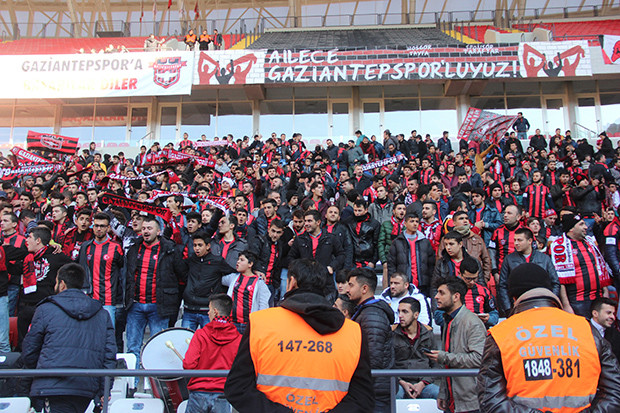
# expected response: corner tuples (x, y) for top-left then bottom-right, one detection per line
(390, 276), (409, 298)
(312, 184), (324, 198)
(26, 232), (41, 253)
(353, 205), (367, 217)
(142, 220), (159, 244)
(268, 225), (284, 242)
(453, 214), (469, 228)
(304, 215), (320, 234)
(491, 188), (502, 199)
(337, 281), (349, 294)
(76, 194), (88, 207)
(0, 215), (15, 233)
(458, 175), (467, 185)
(532, 171), (542, 184)
(326, 206), (340, 224)
(186, 218), (200, 234)
(460, 270), (478, 289)
(513, 233), (532, 254)
(569, 220), (588, 241)
(421, 204), (435, 220)
(435, 284), (458, 312)
(76, 214), (91, 232)
(20, 195), (31, 209)
(269, 192), (282, 206)
(132, 216), (143, 233)
(376, 186), (387, 200)
(398, 302), (418, 329)
(444, 238), (462, 258)
(407, 181), (417, 193)
(193, 238), (209, 258)
(503, 206), (521, 226)
(218, 217), (233, 235)
(511, 181), (521, 192)
(235, 211), (247, 225)
(236, 254), (252, 273)
(393, 204), (406, 220)
(32, 187), (42, 199)
(292, 216), (304, 232)
(528, 220), (541, 234)
(471, 193), (483, 207)
(544, 215), (556, 226)
(51, 207), (66, 222)
(428, 185), (440, 201)
(404, 217), (419, 234)
(92, 218), (109, 239)
(346, 276), (366, 304)
(263, 203), (275, 218)
(593, 304), (616, 328)
(333, 298), (350, 318)
(354, 166), (363, 178)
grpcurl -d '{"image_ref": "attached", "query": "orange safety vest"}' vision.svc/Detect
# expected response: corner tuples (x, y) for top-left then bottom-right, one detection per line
(489, 306), (600, 412)
(249, 307), (362, 413)
(185, 34), (196, 43)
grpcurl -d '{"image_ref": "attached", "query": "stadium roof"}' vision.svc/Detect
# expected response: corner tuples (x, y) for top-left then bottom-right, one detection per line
(0, 0), (618, 39)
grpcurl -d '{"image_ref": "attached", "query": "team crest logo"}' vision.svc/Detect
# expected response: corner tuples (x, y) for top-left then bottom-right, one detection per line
(152, 57), (187, 89)
(152, 254), (158, 261)
(476, 296), (484, 304)
(39, 134), (64, 150)
(500, 239), (507, 246)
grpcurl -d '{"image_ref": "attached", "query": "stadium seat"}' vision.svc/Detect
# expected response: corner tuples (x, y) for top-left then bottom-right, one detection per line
(0, 397), (30, 413)
(116, 353), (138, 390)
(396, 399), (442, 413)
(176, 400), (188, 413)
(110, 398), (164, 413)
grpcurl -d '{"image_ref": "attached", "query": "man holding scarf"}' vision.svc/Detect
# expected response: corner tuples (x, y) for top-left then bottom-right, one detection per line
(551, 214), (612, 317)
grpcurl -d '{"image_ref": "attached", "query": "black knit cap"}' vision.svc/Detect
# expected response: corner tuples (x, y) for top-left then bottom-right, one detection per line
(561, 213), (582, 234)
(507, 263), (552, 299)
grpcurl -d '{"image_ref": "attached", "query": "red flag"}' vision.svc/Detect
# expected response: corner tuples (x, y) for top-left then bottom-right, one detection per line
(168, 0), (172, 8)
(194, 1), (199, 19)
(457, 108), (518, 144)
(27, 130), (79, 156)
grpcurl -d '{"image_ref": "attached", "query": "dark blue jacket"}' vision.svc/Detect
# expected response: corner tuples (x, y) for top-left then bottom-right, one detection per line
(22, 289), (116, 398)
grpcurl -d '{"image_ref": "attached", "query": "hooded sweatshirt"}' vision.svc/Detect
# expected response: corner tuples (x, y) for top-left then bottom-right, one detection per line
(183, 317), (241, 392)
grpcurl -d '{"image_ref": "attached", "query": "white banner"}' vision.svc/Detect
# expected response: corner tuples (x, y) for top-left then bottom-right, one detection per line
(195, 50), (265, 85)
(0, 51), (195, 98)
(602, 35), (620, 64)
(518, 41), (591, 77)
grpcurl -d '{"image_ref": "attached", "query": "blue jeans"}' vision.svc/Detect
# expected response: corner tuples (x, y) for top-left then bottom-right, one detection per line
(0, 295), (9, 352)
(182, 310), (210, 331)
(186, 391), (230, 413)
(517, 131), (528, 141)
(126, 302), (168, 363)
(103, 305), (116, 328)
(7, 284), (19, 317)
(396, 382), (440, 399)
(279, 268), (288, 300)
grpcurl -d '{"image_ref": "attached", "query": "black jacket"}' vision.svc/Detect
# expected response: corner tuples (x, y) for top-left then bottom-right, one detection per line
(181, 253), (235, 311)
(20, 249), (72, 306)
(287, 230), (345, 272)
(22, 289), (116, 398)
(477, 290), (620, 412)
(0, 245), (28, 297)
(225, 289), (374, 413)
(433, 248), (483, 285)
(344, 213), (381, 265)
(327, 222), (354, 269)
(571, 184), (605, 216)
(393, 322), (437, 384)
(352, 297), (395, 402)
(252, 234), (284, 289)
(387, 232), (435, 296)
(498, 249), (560, 315)
(125, 237), (185, 317)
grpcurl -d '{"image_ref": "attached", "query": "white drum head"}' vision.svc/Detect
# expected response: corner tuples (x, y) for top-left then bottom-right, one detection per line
(141, 327), (195, 370)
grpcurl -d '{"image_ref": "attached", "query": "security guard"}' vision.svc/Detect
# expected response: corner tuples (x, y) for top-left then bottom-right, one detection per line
(225, 258), (374, 412)
(477, 263), (620, 412)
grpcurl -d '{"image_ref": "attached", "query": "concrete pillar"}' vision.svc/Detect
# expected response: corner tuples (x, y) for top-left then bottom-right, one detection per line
(455, 94), (471, 129)
(565, 81), (577, 133)
(252, 99), (260, 136)
(351, 86), (362, 132)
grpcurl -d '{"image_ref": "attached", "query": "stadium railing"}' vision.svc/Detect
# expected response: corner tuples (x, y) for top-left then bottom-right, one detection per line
(0, 368), (479, 413)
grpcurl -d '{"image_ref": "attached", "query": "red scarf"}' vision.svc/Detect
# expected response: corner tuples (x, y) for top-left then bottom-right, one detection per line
(23, 246), (48, 295)
(391, 216), (404, 236)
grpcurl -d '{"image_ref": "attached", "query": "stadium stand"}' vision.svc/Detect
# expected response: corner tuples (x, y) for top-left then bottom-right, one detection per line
(514, 19), (620, 45)
(247, 27), (463, 49)
(454, 25), (511, 43)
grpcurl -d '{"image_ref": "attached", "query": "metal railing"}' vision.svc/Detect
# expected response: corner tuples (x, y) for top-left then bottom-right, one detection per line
(0, 368), (479, 413)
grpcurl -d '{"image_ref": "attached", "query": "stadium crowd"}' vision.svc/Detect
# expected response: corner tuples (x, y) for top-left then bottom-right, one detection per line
(2, 117), (620, 412)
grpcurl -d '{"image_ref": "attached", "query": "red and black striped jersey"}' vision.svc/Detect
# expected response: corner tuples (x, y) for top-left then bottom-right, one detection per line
(134, 241), (161, 304)
(566, 239), (608, 302)
(488, 225), (522, 270)
(83, 238), (124, 306)
(231, 275), (258, 324)
(419, 168), (434, 185)
(62, 228), (93, 261)
(464, 283), (496, 315)
(522, 183), (550, 218)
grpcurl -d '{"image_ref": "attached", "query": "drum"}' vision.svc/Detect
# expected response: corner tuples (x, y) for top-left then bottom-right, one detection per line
(140, 327), (194, 413)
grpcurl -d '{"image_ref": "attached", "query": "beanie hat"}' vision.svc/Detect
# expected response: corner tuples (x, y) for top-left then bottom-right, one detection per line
(508, 263), (553, 299)
(561, 213), (582, 234)
(544, 209), (557, 218)
(489, 183), (502, 193)
(459, 183), (473, 193)
(574, 173), (588, 185)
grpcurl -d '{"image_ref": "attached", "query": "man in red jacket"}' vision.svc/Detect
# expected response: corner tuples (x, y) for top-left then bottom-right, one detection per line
(183, 293), (241, 413)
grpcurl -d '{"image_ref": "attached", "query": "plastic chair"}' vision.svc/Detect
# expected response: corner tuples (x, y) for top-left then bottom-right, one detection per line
(176, 400), (188, 413)
(396, 399), (442, 413)
(116, 353), (137, 390)
(110, 398), (164, 413)
(0, 397), (30, 413)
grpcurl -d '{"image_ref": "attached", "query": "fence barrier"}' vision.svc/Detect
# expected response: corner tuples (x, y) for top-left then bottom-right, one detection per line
(0, 368), (479, 413)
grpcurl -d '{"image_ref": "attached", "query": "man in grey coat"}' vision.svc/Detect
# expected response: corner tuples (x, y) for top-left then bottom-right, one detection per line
(425, 276), (486, 413)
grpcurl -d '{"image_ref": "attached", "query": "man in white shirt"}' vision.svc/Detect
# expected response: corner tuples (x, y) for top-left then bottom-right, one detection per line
(380, 272), (431, 326)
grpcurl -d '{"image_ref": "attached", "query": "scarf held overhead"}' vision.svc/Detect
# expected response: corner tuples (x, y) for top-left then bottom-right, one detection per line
(100, 192), (172, 221)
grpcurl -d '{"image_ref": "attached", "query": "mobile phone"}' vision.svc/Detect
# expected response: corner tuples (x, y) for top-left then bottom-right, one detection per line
(420, 347), (432, 354)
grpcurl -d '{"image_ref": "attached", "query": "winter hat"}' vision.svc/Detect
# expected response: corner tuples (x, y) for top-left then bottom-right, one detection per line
(574, 173), (588, 185)
(508, 263), (553, 299)
(544, 209), (557, 218)
(221, 177), (234, 187)
(489, 183), (502, 193)
(561, 213), (583, 234)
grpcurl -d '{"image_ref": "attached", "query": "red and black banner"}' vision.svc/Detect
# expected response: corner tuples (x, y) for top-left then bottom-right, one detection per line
(99, 192), (172, 222)
(11, 146), (48, 165)
(0, 163), (64, 181)
(457, 108), (518, 143)
(27, 130), (79, 155)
